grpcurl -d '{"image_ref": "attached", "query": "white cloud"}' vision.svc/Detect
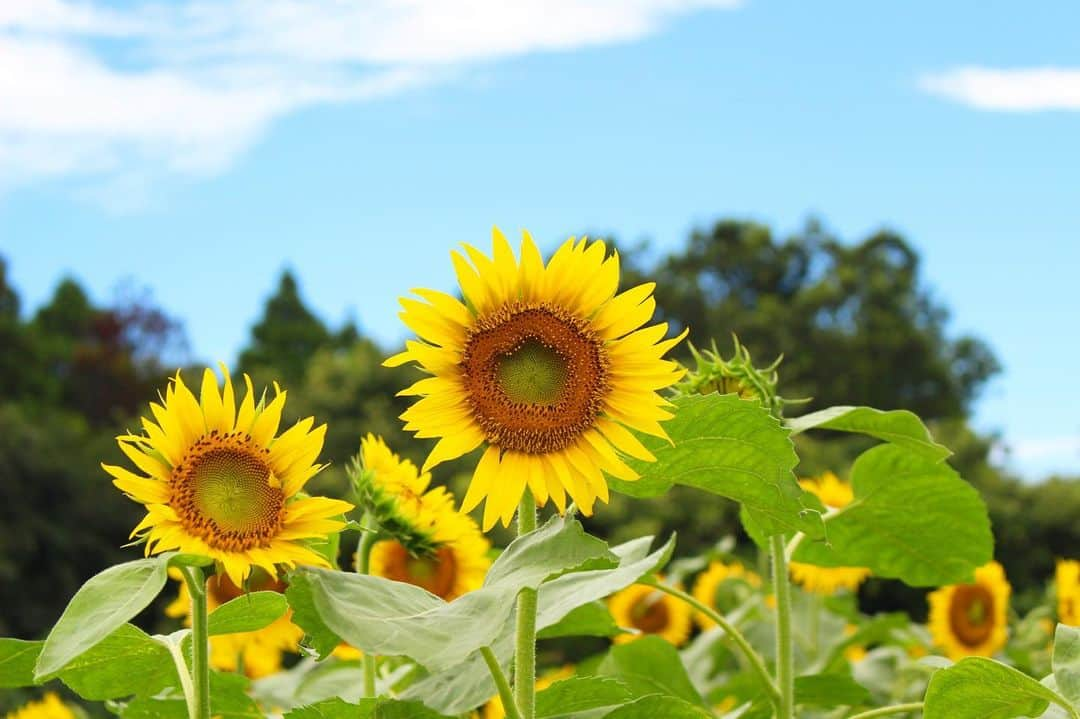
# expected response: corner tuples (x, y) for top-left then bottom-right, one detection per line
(0, 0), (739, 201)
(919, 66), (1080, 111)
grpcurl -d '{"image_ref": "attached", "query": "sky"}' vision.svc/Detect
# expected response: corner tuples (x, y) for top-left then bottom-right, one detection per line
(1, 0), (1078, 480)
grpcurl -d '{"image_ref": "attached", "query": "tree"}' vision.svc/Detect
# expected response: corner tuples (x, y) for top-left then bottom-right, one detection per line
(239, 270), (332, 385)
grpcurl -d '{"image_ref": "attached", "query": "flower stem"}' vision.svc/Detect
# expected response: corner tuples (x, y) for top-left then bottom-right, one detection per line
(514, 491), (538, 719)
(481, 646), (524, 719)
(847, 703), (925, 719)
(180, 566), (211, 719)
(771, 534), (794, 719)
(638, 577), (781, 707)
(355, 522), (379, 698)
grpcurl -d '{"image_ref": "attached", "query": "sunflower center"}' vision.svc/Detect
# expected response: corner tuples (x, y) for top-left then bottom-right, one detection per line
(631, 593), (670, 634)
(381, 541), (458, 599)
(171, 432), (285, 552)
(949, 584), (995, 647)
(462, 303), (608, 454)
(496, 340), (569, 404)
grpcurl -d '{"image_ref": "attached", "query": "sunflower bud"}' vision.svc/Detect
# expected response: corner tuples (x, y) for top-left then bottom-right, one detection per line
(674, 335), (801, 418)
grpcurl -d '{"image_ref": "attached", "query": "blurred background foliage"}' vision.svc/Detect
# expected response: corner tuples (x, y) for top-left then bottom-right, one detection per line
(1, 219), (1073, 644)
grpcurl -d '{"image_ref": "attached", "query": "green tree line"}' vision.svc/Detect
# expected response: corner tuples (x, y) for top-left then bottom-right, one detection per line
(0, 220), (1073, 644)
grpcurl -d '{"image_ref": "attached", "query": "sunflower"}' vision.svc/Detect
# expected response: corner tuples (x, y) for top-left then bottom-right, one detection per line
(788, 472), (871, 594)
(166, 569), (303, 679)
(482, 666), (575, 719)
(691, 560), (761, 630)
(1057, 559), (1080, 625)
(928, 561), (1011, 660)
(104, 366), (353, 586)
(5, 693), (77, 719)
(352, 433), (439, 554)
(609, 579), (692, 646)
(386, 229), (686, 530)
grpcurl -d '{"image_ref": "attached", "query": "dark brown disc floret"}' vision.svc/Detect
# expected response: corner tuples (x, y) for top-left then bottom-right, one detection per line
(949, 583), (995, 647)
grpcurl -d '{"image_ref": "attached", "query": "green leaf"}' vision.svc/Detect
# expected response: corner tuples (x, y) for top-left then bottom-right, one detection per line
(0, 639), (43, 688)
(35, 554), (171, 679)
(288, 514), (612, 671)
(924, 657), (1072, 719)
(600, 695), (713, 719)
(284, 698), (364, 719)
(613, 393), (823, 539)
(1053, 624), (1080, 707)
(536, 676), (634, 717)
(283, 698), (453, 719)
(792, 444), (992, 586)
(793, 673), (871, 707)
(121, 672), (262, 719)
(598, 636), (705, 707)
(401, 535), (676, 716)
(786, 405), (951, 460)
(208, 591), (288, 636)
(57, 624), (177, 700)
(537, 602), (627, 639)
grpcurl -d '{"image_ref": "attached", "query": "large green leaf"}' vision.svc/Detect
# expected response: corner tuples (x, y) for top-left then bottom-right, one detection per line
(208, 591), (288, 636)
(792, 444), (992, 586)
(600, 695), (713, 719)
(121, 671), (262, 719)
(613, 394), (823, 539)
(924, 657), (1072, 719)
(537, 602), (627, 639)
(598, 636), (706, 707)
(283, 698), (453, 718)
(288, 514), (612, 671)
(0, 639), (42, 688)
(1053, 624), (1080, 707)
(57, 624), (177, 700)
(401, 535), (676, 715)
(786, 405), (951, 460)
(536, 676), (634, 717)
(35, 554), (174, 679)
(793, 673), (870, 707)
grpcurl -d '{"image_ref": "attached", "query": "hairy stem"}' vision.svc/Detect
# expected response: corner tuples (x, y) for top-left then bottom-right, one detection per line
(771, 534), (794, 719)
(356, 523), (380, 698)
(482, 646), (524, 719)
(180, 566), (211, 719)
(514, 492), (538, 719)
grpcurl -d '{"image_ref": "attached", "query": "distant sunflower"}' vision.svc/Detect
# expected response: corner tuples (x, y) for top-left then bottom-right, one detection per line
(1057, 559), (1080, 625)
(482, 666), (575, 719)
(609, 579), (692, 646)
(691, 561), (761, 630)
(105, 366), (353, 586)
(788, 472), (871, 594)
(167, 569), (302, 679)
(386, 229), (686, 529)
(352, 433), (439, 554)
(5, 693), (77, 719)
(928, 561), (1011, 660)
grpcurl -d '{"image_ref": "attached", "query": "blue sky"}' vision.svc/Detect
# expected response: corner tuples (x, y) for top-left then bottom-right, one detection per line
(2, 0), (1078, 479)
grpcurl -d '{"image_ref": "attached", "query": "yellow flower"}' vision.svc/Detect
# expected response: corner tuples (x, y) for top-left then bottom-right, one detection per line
(1057, 559), (1080, 625)
(105, 366), (353, 586)
(5, 693), (77, 719)
(789, 472), (871, 594)
(166, 570), (302, 679)
(352, 434), (441, 554)
(482, 666), (575, 719)
(691, 561), (761, 630)
(609, 580), (692, 647)
(928, 561), (1011, 660)
(842, 624), (867, 663)
(386, 229), (686, 530)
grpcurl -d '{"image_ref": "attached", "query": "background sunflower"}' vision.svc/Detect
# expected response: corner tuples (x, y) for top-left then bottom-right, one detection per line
(928, 561), (1011, 660)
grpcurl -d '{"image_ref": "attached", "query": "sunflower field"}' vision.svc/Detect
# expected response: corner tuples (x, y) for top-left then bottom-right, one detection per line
(3, 230), (1079, 719)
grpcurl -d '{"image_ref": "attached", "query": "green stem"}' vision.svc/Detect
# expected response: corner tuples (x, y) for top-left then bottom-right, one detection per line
(180, 566), (211, 719)
(163, 634), (196, 719)
(481, 646), (524, 719)
(847, 703), (924, 719)
(514, 492), (538, 719)
(771, 534), (794, 719)
(639, 578), (780, 707)
(356, 524), (380, 698)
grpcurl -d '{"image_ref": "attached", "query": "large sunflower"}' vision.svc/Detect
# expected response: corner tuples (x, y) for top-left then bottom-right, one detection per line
(166, 569), (302, 679)
(386, 229), (686, 529)
(5, 693), (77, 719)
(788, 472), (871, 594)
(691, 560), (761, 630)
(1057, 560), (1080, 626)
(928, 561), (1011, 660)
(609, 579), (692, 647)
(105, 366), (353, 585)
